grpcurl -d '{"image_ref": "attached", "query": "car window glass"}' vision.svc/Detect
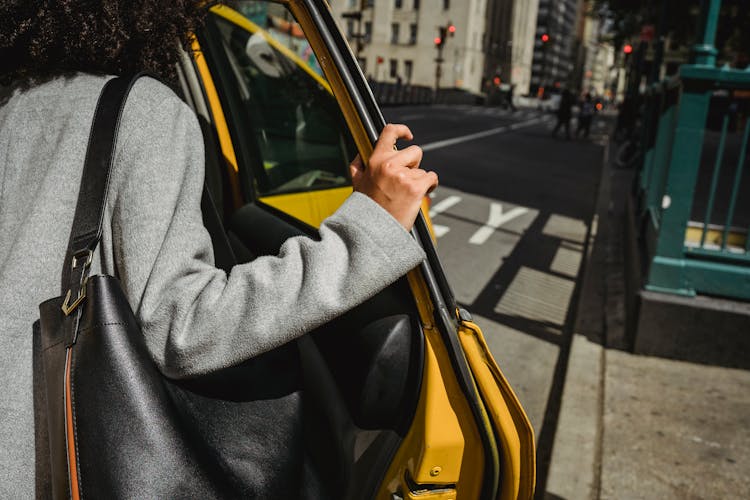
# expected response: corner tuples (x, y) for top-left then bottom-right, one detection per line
(213, 1), (356, 197)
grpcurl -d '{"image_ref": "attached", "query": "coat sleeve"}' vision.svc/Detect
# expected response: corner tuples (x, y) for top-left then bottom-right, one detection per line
(108, 80), (426, 379)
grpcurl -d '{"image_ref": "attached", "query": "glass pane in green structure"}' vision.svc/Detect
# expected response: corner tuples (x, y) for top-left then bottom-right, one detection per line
(699, 113), (729, 247)
(721, 120), (750, 250)
(688, 90), (750, 252)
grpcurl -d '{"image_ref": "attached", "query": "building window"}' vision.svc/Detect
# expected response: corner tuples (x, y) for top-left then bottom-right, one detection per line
(443, 0), (450, 10)
(346, 20), (355, 39)
(364, 21), (372, 43)
(404, 60), (413, 83)
(391, 23), (400, 44)
(409, 23), (417, 45)
(389, 59), (398, 78)
(395, 0), (403, 8)
(347, 0), (356, 7)
(414, 0), (420, 9)
(365, 0), (374, 7)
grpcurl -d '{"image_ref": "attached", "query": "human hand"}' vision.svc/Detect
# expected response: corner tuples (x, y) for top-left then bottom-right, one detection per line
(349, 124), (438, 231)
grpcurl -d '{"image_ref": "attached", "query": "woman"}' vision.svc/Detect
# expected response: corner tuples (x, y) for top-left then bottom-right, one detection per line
(0, 1), (437, 495)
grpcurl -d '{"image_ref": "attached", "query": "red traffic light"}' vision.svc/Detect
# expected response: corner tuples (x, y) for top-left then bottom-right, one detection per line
(493, 76), (501, 86)
(434, 37), (442, 45)
(448, 24), (456, 34)
(376, 56), (384, 64)
(623, 44), (633, 54)
(541, 33), (549, 43)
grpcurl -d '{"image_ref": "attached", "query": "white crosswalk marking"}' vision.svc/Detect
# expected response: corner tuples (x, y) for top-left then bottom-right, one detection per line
(421, 117), (542, 152)
(469, 203), (529, 245)
(429, 195), (462, 217)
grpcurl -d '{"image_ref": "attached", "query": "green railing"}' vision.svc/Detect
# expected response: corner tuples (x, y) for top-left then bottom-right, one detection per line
(635, 0), (750, 300)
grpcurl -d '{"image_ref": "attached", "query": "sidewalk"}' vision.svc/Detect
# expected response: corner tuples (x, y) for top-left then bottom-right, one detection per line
(544, 136), (750, 498)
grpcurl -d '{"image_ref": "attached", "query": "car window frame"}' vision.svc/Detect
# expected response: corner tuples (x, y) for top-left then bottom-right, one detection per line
(293, 0), (503, 497)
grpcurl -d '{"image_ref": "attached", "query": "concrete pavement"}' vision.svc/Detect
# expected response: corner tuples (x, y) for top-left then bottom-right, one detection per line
(546, 124), (750, 499)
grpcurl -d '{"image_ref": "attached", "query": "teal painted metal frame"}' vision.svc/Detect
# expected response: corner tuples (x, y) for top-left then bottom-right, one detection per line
(640, 0), (750, 300)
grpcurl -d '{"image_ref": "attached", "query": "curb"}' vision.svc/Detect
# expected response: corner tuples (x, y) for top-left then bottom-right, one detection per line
(544, 136), (612, 499)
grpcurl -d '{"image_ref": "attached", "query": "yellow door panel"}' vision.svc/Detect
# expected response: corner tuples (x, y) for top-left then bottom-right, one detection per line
(259, 186), (353, 228)
(375, 273), (486, 500)
(458, 320), (536, 500)
(404, 489), (458, 500)
(190, 37), (244, 210)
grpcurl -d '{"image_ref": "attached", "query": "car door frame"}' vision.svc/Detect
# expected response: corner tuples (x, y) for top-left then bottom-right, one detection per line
(295, 3), (536, 498)
(179, 1), (535, 498)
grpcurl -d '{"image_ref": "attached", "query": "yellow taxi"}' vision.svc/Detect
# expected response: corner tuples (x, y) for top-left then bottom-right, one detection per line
(177, 1), (535, 498)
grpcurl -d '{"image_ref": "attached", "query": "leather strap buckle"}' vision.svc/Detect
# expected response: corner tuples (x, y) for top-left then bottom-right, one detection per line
(61, 280), (88, 316)
(70, 249), (93, 271)
(61, 250), (93, 316)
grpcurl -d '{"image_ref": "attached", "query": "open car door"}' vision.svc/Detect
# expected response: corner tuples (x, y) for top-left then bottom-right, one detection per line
(177, 1), (535, 498)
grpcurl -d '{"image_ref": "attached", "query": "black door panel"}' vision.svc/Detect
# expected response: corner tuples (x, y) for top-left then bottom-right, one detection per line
(221, 201), (423, 498)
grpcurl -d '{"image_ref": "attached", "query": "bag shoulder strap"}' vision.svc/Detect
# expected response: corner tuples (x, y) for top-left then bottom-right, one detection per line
(60, 75), (139, 318)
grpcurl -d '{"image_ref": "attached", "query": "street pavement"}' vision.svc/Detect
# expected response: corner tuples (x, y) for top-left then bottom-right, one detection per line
(383, 104), (750, 499)
(384, 104), (609, 497)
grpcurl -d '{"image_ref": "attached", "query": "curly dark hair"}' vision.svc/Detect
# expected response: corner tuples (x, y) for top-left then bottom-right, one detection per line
(0, 1), (222, 85)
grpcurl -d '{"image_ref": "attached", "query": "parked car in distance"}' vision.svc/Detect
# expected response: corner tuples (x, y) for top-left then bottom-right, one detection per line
(538, 93), (561, 112)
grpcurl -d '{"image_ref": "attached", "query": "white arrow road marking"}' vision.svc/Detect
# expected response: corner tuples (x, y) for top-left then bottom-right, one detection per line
(432, 225), (451, 238)
(427, 195), (461, 238)
(469, 203), (529, 245)
(429, 195), (462, 218)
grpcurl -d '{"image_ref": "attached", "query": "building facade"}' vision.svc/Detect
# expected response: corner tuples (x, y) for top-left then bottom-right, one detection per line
(329, 0), (489, 93)
(579, 13), (616, 98)
(483, 0), (540, 96)
(529, 0), (582, 94)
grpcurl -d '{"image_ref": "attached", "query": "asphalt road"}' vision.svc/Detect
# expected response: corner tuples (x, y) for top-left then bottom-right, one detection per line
(383, 104), (609, 495)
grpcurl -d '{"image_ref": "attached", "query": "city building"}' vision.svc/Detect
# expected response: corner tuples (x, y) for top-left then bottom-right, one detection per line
(530, 0), (582, 95)
(482, 0), (540, 96)
(578, 7), (616, 99)
(329, 0), (489, 93)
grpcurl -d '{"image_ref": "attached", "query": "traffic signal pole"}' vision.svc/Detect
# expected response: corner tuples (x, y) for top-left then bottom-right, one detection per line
(434, 23), (455, 94)
(435, 44), (445, 92)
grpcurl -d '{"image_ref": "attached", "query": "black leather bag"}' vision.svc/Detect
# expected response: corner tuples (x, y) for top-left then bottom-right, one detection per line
(35, 76), (318, 499)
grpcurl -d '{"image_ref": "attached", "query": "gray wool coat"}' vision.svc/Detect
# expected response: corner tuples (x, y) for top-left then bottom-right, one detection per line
(0, 73), (425, 496)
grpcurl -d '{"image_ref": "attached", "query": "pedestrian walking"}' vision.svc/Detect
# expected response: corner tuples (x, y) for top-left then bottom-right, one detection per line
(551, 89), (574, 139)
(0, 1), (437, 497)
(506, 84), (517, 112)
(576, 93), (596, 139)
